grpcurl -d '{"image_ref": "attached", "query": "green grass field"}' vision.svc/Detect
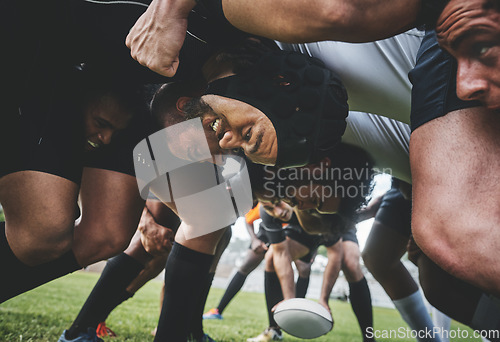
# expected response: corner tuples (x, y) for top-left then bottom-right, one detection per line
(0, 271), (481, 342)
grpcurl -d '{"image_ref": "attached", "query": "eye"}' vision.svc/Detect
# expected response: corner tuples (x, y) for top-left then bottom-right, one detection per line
(243, 128), (252, 142)
(95, 117), (112, 129)
(471, 42), (493, 58)
(479, 46), (491, 55)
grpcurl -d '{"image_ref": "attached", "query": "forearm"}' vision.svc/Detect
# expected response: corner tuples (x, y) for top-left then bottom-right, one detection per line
(246, 222), (258, 240)
(142, 0), (195, 22)
(320, 245), (343, 304)
(320, 263), (341, 303)
(222, 0), (421, 43)
(273, 247), (296, 299)
(138, 206), (155, 234)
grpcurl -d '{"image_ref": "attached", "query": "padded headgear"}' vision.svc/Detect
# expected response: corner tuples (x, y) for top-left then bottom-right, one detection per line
(205, 50), (348, 168)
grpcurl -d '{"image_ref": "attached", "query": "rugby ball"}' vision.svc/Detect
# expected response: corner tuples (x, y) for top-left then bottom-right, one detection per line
(273, 298), (333, 339)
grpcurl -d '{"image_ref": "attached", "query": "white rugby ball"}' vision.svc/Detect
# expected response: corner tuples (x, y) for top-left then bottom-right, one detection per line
(273, 298), (333, 339)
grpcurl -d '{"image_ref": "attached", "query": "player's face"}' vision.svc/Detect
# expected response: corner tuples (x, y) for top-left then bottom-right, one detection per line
(166, 115), (230, 164)
(201, 95), (278, 165)
(437, 0), (500, 110)
(281, 182), (342, 214)
(260, 200), (294, 222)
(83, 95), (132, 151)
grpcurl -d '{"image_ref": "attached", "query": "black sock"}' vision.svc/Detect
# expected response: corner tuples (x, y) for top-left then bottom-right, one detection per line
(295, 276), (310, 298)
(265, 271), (283, 328)
(189, 272), (215, 339)
(154, 243), (214, 342)
(65, 253), (143, 339)
(0, 223), (81, 303)
(217, 271), (247, 314)
(349, 277), (374, 341)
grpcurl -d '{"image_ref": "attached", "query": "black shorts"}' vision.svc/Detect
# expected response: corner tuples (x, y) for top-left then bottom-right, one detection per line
(409, 30), (481, 131)
(249, 224), (271, 248)
(341, 227), (358, 245)
(284, 225), (321, 263)
(285, 225), (322, 252)
(374, 188), (412, 237)
(260, 222), (321, 250)
(0, 67), (86, 184)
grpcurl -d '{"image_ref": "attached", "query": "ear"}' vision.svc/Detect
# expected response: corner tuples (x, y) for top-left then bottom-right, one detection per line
(301, 157), (331, 177)
(176, 96), (192, 114)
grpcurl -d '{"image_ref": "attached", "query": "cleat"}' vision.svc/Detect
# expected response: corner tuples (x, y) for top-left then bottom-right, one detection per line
(203, 308), (223, 320)
(247, 327), (283, 342)
(58, 328), (104, 342)
(96, 322), (117, 338)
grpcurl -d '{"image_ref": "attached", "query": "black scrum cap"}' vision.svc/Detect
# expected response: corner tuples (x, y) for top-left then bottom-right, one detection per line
(205, 50), (348, 168)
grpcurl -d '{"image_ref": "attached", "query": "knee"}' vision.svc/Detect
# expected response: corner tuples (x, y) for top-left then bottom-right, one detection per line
(362, 248), (395, 278)
(96, 234), (131, 261)
(264, 251), (274, 272)
(361, 249), (375, 272)
(342, 257), (361, 281)
(8, 215), (74, 265)
(411, 213), (462, 278)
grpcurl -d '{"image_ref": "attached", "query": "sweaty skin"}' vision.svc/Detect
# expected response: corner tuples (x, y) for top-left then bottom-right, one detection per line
(202, 95), (278, 165)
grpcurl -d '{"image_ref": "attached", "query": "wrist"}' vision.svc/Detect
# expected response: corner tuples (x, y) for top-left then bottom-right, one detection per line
(156, 0), (197, 17)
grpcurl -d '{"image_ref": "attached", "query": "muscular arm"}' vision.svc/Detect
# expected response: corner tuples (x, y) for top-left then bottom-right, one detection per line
(356, 194), (384, 223)
(247, 221), (268, 253)
(127, 0), (421, 77)
(223, 0), (421, 43)
(138, 201), (178, 256)
(126, 0), (196, 77)
(271, 240), (296, 300)
(319, 240), (343, 312)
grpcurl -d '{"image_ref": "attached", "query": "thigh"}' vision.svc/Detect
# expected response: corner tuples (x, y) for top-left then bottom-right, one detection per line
(0, 171), (79, 263)
(374, 188), (412, 237)
(73, 167), (145, 265)
(287, 238), (311, 261)
(410, 106), (500, 295)
(175, 222), (228, 255)
(341, 240), (363, 281)
(363, 220), (409, 265)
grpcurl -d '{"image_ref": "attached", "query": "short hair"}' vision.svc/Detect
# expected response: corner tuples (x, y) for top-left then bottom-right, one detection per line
(150, 79), (207, 126)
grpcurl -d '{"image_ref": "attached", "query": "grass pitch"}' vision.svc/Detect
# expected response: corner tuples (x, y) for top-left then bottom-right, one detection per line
(0, 271), (480, 342)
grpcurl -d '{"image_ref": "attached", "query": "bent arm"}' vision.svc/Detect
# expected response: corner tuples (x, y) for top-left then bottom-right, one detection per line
(223, 0), (421, 43)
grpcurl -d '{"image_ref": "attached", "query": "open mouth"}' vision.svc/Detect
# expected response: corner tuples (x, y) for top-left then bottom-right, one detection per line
(210, 118), (220, 133)
(210, 118), (227, 141)
(87, 140), (100, 149)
